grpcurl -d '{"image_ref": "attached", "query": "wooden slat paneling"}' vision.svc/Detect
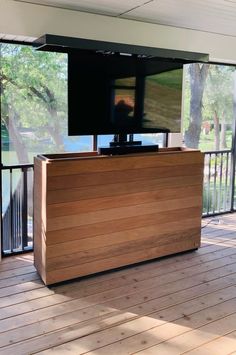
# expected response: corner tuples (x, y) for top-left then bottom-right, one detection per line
(47, 164), (203, 191)
(47, 216), (201, 258)
(47, 195), (202, 231)
(46, 206), (201, 245)
(47, 185), (202, 218)
(47, 150), (203, 177)
(34, 148), (204, 284)
(47, 175), (203, 204)
(46, 237), (200, 284)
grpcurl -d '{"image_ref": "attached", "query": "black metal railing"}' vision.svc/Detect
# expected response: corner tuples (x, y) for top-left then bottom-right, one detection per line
(1, 164), (33, 255)
(203, 150), (233, 216)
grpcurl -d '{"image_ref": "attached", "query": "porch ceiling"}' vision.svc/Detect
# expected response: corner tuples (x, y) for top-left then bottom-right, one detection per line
(14, 0), (236, 37)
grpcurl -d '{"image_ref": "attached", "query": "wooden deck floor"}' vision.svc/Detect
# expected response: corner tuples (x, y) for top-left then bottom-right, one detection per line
(1, 214), (236, 354)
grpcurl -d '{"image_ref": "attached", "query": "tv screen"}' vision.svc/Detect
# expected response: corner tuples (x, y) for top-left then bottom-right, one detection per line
(68, 50), (183, 136)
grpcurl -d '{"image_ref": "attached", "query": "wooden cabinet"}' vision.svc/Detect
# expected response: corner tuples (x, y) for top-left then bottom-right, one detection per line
(34, 148), (204, 285)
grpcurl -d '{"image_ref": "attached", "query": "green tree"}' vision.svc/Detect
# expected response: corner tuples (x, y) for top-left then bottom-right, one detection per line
(0, 43), (67, 163)
(203, 65), (235, 150)
(183, 63), (235, 151)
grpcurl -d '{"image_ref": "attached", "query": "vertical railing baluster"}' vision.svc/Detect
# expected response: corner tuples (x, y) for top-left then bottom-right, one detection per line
(207, 153), (211, 215)
(225, 152), (229, 211)
(22, 167), (28, 249)
(12, 172), (15, 250)
(19, 176), (22, 248)
(219, 152), (223, 212)
(228, 151), (231, 210)
(12, 171), (15, 250)
(10, 168), (13, 253)
(30, 168), (33, 246)
(14, 172), (17, 249)
(212, 153), (218, 214)
(17, 177), (21, 249)
(203, 154), (207, 215)
(5, 212), (9, 251)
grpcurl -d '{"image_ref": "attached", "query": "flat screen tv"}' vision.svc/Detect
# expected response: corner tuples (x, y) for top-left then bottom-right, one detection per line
(68, 50), (183, 136)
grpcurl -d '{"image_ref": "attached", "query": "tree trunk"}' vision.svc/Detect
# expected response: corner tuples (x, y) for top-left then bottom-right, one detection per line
(5, 105), (29, 164)
(213, 110), (220, 150)
(48, 108), (65, 151)
(221, 111), (227, 149)
(184, 64), (209, 149)
(3, 105), (34, 217)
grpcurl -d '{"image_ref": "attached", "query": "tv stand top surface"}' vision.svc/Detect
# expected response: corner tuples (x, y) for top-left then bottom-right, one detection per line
(37, 147), (201, 163)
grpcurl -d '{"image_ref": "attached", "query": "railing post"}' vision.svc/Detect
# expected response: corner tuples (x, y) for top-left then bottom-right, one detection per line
(10, 168), (13, 252)
(164, 132), (169, 148)
(22, 167), (28, 248)
(93, 135), (97, 151)
(230, 149), (236, 212)
(0, 166), (2, 257)
(0, 44), (2, 257)
(230, 71), (236, 212)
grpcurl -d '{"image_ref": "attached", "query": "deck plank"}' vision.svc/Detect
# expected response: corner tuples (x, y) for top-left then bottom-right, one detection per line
(184, 331), (236, 355)
(0, 214), (235, 354)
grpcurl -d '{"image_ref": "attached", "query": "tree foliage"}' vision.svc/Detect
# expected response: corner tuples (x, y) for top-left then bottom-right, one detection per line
(203, 65), (235, 150)
(0, 43), (67, 163)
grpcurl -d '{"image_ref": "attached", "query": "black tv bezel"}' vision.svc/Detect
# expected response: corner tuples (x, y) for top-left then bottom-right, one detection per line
(68, 50), (184, 136)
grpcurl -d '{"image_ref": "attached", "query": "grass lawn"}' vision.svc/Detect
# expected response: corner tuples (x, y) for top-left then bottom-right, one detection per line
(199, 130), (232, 152)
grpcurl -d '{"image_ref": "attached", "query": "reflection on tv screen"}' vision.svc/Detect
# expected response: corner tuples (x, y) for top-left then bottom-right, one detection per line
(144, 69), (182, 132)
